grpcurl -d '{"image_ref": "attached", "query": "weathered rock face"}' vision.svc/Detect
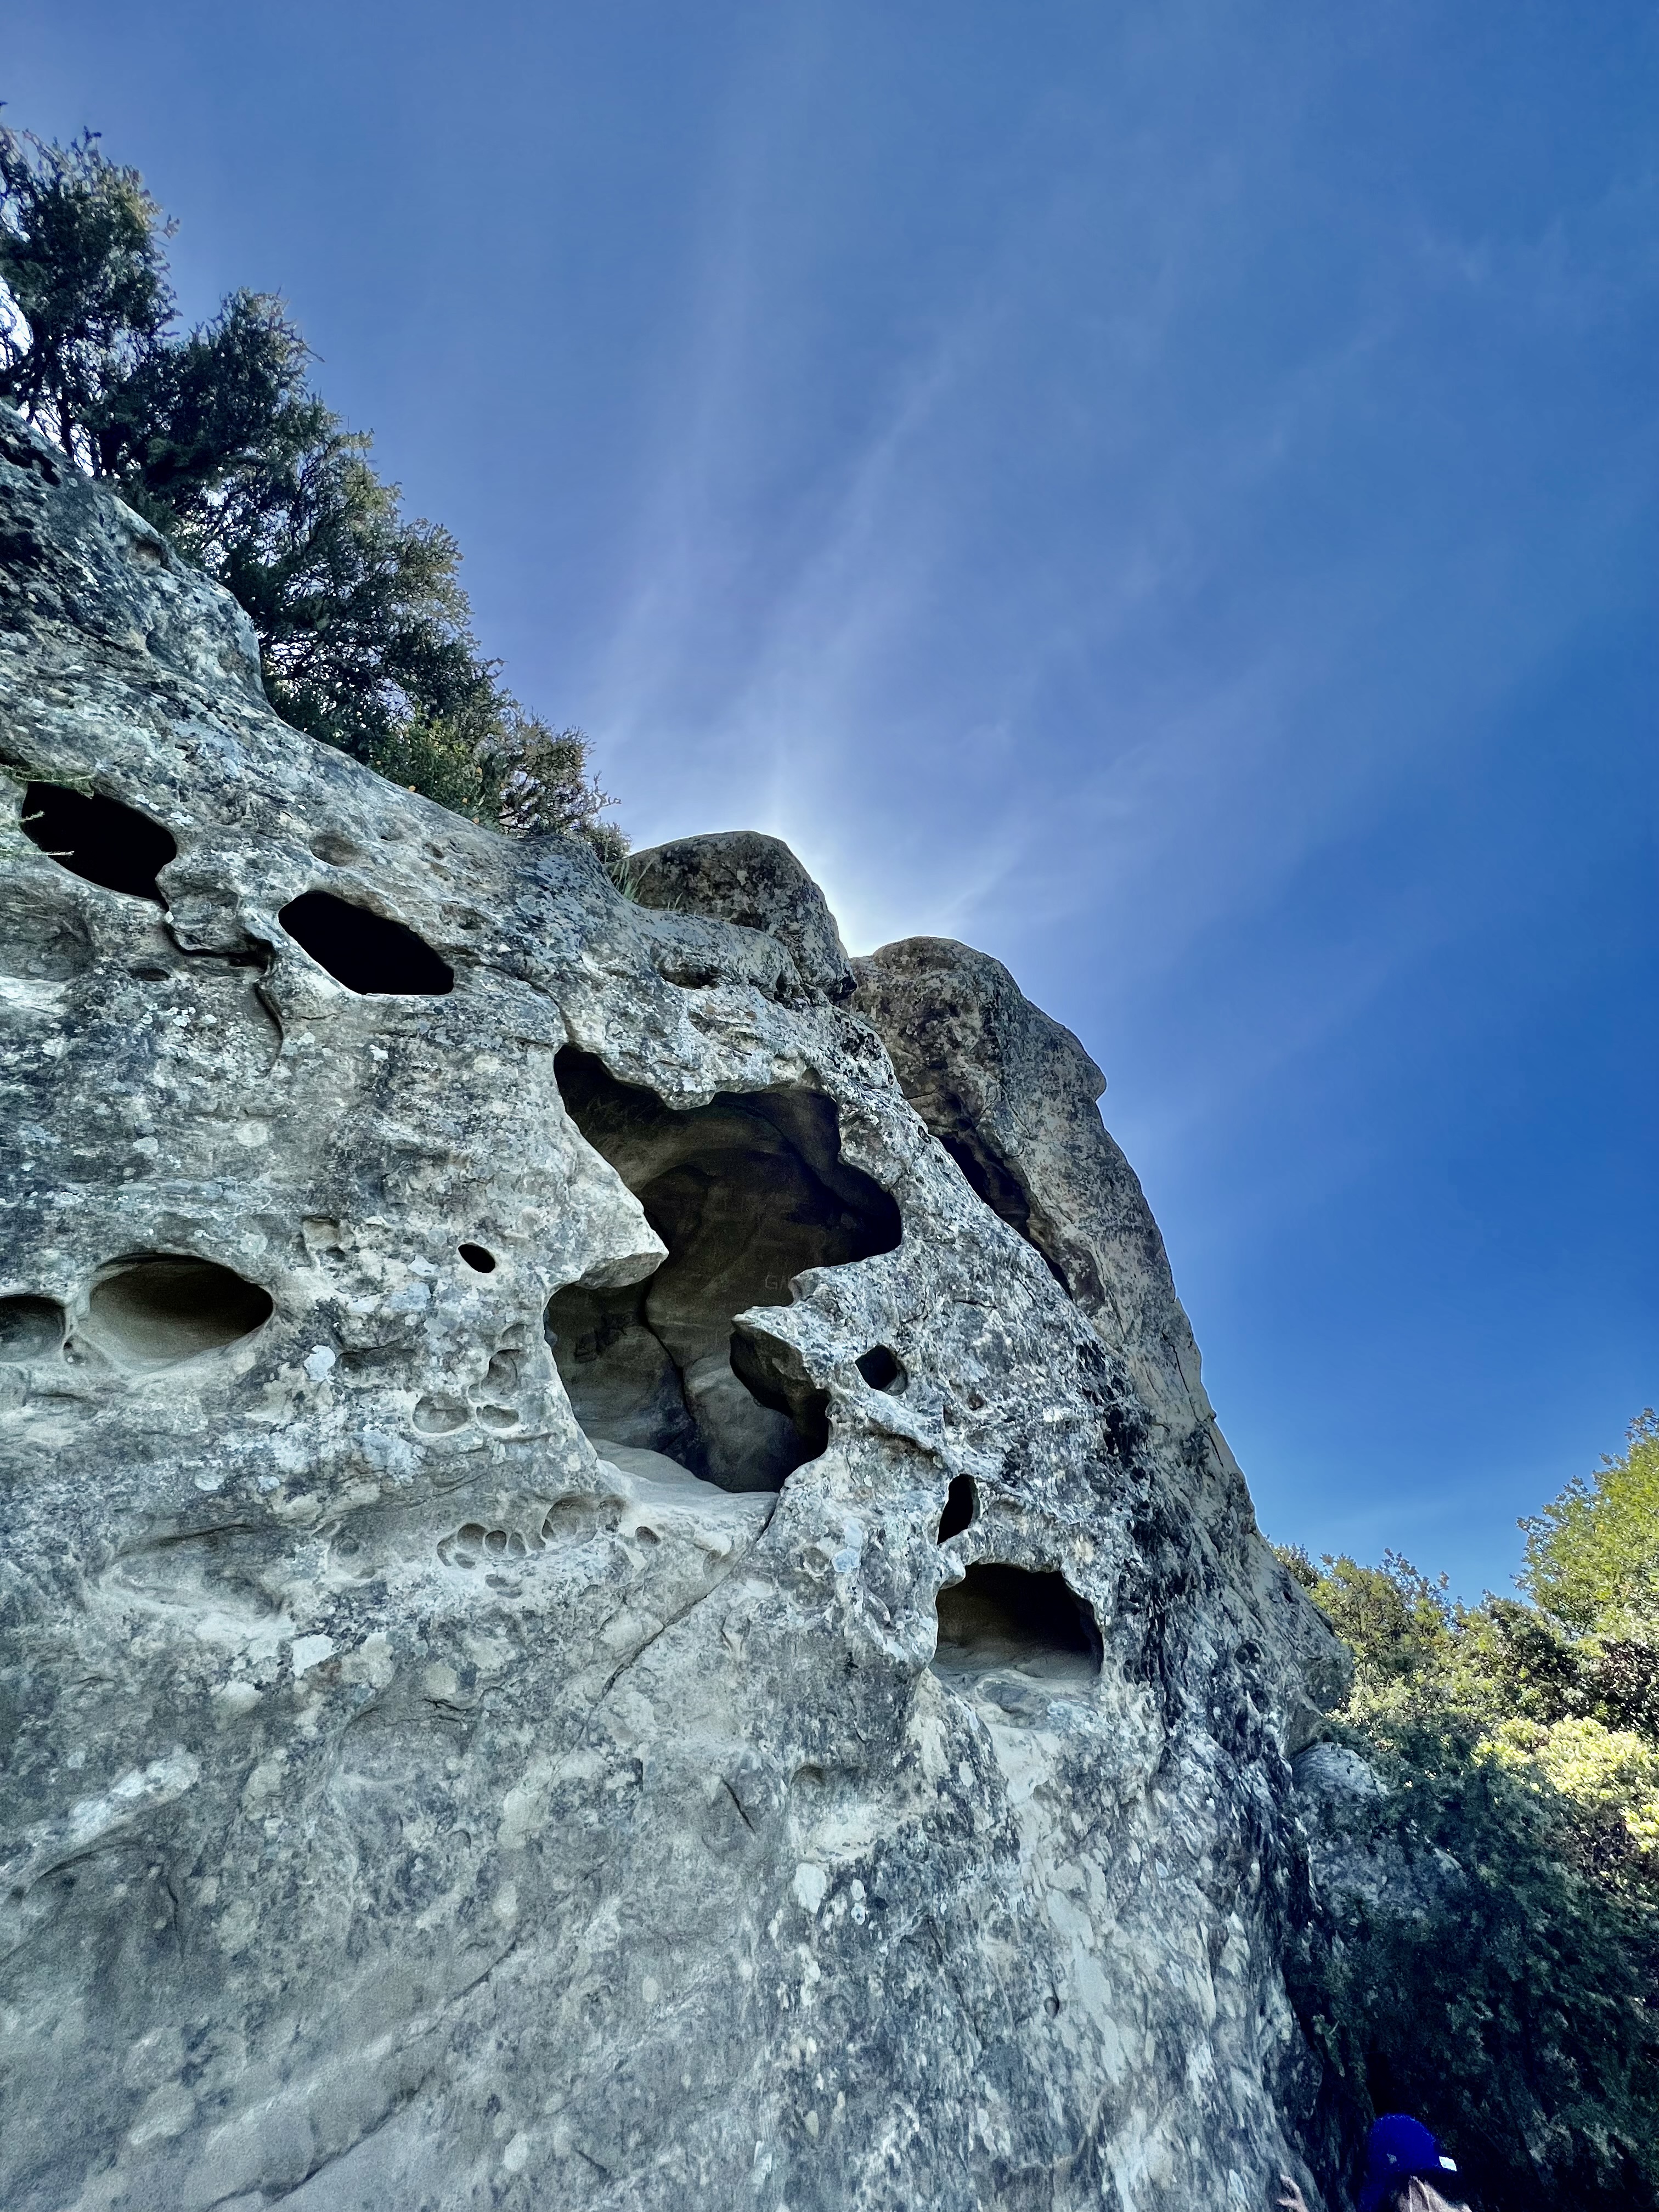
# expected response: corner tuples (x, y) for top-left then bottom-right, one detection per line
(625, 829), (857, 1004)
(0, 407), (1344, 2212)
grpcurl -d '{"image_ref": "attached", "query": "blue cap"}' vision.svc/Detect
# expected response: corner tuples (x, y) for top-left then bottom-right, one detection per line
(1357, 2115), (1457, 2212)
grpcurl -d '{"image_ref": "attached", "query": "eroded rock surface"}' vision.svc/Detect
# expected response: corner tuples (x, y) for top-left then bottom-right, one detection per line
(626, 828), (856, 1003)
(0, 406), (1344, 2211)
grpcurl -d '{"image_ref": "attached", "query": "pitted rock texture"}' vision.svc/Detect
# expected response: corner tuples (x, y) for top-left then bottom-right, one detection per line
(851, 939), (1192, 1409)
(850, 936), (1350, 1749)
(0, 406), (1344, 2212)
(626, 828), (857, 1003)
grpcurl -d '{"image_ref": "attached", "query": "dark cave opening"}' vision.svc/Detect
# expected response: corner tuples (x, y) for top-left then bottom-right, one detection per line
(936, 1475), (977, 1541)
(278, 890), (454, 996)
(856, 1345), (906, 1393)
(546, 1046), (901, 1492)
(933, 1561), (1102, 1684)
(21, 782), (177, 904)
(0, 1295), (65, 1363)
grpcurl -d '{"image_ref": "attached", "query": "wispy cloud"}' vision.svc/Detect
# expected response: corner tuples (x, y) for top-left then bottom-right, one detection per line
(10, 0), (1649, 1601)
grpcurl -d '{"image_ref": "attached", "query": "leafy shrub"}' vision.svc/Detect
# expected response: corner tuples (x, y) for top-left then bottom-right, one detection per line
(1279, 1414), (1659, 2211)
(1523, 1408), (1659, 1634)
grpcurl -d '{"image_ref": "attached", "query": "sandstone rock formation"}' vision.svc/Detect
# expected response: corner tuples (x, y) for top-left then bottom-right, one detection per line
(626, 830), (856, 1005)
(0, 405), (1344, 2211)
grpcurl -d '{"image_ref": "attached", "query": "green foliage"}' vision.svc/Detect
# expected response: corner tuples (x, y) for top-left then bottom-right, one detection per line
(1302, 1550), (1456, 1685)
(489, 709), (628, 860)
(1487, 1715), (1659, 1888)
(1288, 1715), (1659, 2212)
(0, 126), (171, 460)
(0, 119), (623, 855)
(1522, 1408), (1659, 1634)
(1277, 1418), (1659, 2210)
(209, 431), (494, 770)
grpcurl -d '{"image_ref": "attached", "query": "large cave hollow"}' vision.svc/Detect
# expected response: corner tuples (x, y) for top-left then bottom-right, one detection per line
(546, 1046), (902, 1492)
(933, 1562), (1103, 1686)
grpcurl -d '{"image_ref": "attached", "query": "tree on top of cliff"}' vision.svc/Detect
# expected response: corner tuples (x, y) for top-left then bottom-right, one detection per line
(0, 121), (624, 861)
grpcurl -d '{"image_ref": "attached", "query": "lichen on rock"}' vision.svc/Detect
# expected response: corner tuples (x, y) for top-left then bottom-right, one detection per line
(0, 403), (1346, 2211)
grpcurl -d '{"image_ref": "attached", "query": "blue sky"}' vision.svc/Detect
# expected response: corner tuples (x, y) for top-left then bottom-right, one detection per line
(9, 1), (1655, 1596)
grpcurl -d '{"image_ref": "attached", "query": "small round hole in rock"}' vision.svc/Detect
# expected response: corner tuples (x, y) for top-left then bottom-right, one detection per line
(856, 1346), (905, 1393)
(22, 782), (176, 903)
(84, 1256), (273, 1369)
(937, 1475), (977, 1542)
(278, 889), (453, 996)
(459, 1243), (496, 1273)
(0, 1295), (65, 1364)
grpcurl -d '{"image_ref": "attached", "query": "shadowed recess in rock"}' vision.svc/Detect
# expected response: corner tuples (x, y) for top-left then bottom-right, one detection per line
(546, 1046), (900, 1491)
(278, 889), (454, 995)
(82, 1256), (274, 1369)
(938, 1125), (1071, 1296)
(934, 1561), (1102, 1683)
(21, 782), (177, 903)
(937, 1475), (977, 1541)
(856, 1345), (906, 1393)
(0, 1295), (64, 1362)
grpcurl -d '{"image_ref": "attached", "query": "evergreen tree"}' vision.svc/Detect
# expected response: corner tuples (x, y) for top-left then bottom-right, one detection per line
(0, 121), (623, 857)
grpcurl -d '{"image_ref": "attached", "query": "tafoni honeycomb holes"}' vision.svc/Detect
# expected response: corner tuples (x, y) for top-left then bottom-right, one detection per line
(547, 1046), (900, 1492)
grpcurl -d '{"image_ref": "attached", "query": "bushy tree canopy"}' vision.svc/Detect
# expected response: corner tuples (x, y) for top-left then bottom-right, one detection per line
(0, 121), (623, 858)
(1522, 1408), (1659, 1634)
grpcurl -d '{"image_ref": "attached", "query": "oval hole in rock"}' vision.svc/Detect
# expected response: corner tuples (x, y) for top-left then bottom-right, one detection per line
(933, 1561), (1102, 1685)
(459, 1242), (496, 1273)
(546, 1046), (901, 1494)
(856, 1345), (905, 1393)
(22, 782), (176, 903)
(278, 889), (453, 996)
(414, 1395), (470, 1435)
(0, 1295), (65, 1363)
(936, 1475), (977, 1542)
(84, 1256), (274, 1369)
